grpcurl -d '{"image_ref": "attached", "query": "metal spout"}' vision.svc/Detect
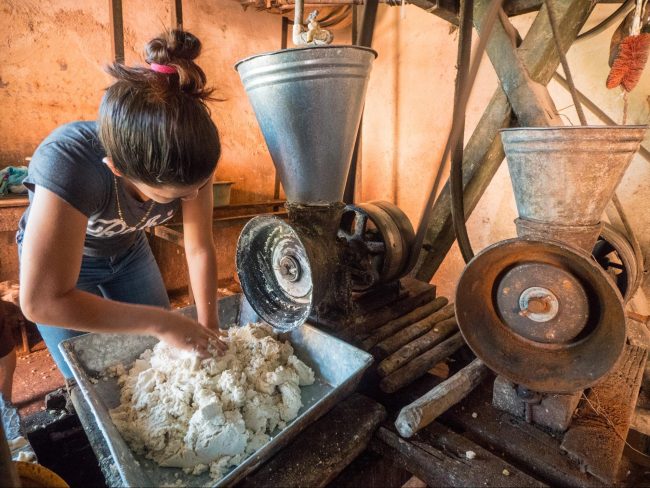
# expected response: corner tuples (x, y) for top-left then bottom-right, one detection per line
(502, 126), (646, 229)
(236, 46), (377, 204)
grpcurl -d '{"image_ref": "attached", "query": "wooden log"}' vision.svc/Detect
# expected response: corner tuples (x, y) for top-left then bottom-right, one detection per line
(371, 425), (546, 488)
(561, 344), (648, 485)
(372, 304), (455, 359)
(412, 0), (593, 282)
(477, 0), (563, 127)
(395, 358), (489, 438)
(377, 318), (458, 377)
(380, 332), (465, 394)
(360, 297), (449, 350)
(630, 407), (650, 436)
(351, 285), (437, 336)
(240, 394), (386, 488)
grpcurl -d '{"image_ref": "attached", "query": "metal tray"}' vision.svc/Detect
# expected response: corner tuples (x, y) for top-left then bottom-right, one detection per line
(59, 294), (373, 487)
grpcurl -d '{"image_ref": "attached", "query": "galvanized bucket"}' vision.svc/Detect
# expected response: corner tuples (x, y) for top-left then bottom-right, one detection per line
(502, 126), (646, 227)
(236, 46), (377, 204)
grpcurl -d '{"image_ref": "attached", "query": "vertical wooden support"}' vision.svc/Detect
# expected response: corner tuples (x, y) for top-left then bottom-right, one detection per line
(412, 0), (593, 281)
(109, 0), (125, 64)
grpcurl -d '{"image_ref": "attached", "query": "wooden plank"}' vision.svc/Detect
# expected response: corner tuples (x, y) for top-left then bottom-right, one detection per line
(413, 0), (593, 281)
(442, 382), (603, 487)
(372, 425), (546, 487)
(328, 450), (414, 488)
(241, 394), (386, 488)
(561, 344), (648, 484)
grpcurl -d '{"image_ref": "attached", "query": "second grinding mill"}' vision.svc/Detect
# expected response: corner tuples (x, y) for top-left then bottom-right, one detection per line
(456, 125), (647, 431)
(234, 46), (416, 331)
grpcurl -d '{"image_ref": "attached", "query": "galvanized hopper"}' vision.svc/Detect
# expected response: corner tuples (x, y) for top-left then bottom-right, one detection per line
(502, 126), (646, 227)
(236, 46), (377, 204)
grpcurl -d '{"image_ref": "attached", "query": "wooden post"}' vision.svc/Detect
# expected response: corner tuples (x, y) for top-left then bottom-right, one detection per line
(412, 0), (594, 281)
(395, 358), (488, 438)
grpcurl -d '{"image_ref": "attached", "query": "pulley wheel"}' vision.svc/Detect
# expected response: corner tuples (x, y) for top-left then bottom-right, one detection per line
(338, 201), (413, 290)
(236, 216), (313, 331)
(593, 222), (643, 303)
(456, 238), (625, 393)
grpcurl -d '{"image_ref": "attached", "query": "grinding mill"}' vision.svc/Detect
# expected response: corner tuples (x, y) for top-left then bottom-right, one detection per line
(456, 126), (647, 431)
(234, 46), (416, 331)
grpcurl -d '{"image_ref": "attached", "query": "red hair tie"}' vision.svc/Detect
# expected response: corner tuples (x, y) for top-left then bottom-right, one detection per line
(150, 63), (177, 74)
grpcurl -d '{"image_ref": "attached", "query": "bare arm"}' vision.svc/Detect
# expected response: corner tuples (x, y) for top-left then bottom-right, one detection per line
(19, 186), (223, 354)
(182, 181), (219, 330)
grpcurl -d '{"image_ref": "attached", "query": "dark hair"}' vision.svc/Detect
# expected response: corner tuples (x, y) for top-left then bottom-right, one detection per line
(98, 29), (220, 186)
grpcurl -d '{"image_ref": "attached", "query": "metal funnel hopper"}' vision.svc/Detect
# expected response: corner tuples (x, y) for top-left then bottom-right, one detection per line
(236, 46), (377, 204)
(501, 126), (646, 249)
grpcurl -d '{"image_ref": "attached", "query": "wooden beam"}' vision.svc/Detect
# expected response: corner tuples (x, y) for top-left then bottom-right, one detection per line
(476, 1), (562, 126)
(372, 425), (546, 487)
(504, 0), (624, 16)
(412, 0), (594, 281)
(442, 385), (604, 487)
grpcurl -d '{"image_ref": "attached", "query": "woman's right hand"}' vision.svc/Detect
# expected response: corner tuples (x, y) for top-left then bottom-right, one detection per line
(152, 311), (228, 358)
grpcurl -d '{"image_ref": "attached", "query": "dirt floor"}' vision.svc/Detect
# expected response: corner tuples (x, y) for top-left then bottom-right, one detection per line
(13, 336), (65, 417)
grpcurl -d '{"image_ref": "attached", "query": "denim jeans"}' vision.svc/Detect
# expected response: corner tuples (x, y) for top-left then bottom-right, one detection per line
(18, 231), (169, 379)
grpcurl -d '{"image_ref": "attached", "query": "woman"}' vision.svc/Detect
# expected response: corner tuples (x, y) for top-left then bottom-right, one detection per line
(17, 29), (226, 379)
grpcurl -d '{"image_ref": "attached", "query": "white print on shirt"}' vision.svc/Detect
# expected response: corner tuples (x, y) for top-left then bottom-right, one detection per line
(87, 210), (175, 237)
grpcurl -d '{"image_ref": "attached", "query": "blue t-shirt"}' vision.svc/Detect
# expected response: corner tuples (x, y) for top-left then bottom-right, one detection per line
(18, 121), (180, 257)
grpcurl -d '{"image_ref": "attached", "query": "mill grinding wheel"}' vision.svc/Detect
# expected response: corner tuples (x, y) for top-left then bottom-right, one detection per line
(236, 216), (323, 331)
(455, 238), (626, 394)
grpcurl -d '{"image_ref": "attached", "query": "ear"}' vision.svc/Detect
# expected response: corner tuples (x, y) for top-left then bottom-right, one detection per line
(102, 157), (123, 177)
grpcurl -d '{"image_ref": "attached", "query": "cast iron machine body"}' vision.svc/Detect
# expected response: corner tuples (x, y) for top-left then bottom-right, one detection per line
(234, 46), (415, 332)
(455, 125), (647, 430)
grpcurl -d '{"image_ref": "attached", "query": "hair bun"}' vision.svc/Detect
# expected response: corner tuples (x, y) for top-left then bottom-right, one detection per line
(145, 29), (201, 65)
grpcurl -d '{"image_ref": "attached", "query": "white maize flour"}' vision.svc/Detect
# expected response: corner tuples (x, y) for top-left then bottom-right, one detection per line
(109, 323), (315, 481)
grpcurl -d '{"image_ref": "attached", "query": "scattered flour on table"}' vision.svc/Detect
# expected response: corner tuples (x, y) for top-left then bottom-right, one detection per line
(109, 323), (315, 481)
